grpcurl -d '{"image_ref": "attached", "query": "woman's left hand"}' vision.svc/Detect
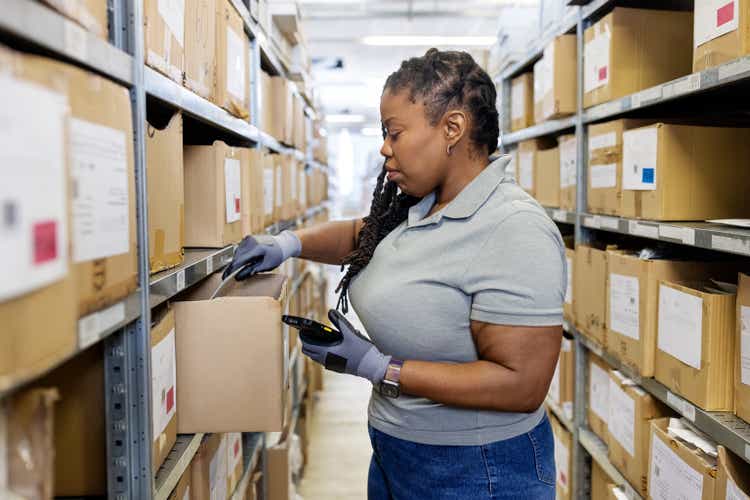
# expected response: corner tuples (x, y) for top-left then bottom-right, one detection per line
(300, 309), (391, 385)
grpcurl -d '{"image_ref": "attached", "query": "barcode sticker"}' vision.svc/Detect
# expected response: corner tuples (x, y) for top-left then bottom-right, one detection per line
(78, 301), (126, 349)
(666, 391), (696, 421)
(176, 270), (186, 292)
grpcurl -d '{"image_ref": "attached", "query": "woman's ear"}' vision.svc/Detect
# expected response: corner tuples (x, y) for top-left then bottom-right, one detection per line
(443, 109), (468, 149)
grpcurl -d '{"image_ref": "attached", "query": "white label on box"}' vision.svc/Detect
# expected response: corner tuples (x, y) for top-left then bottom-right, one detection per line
(659, 225), (696, 245)
(666, 391), (697, 421)
(559, 137), (577, 188)
(541, 43), (554, 97)
(519, 152), (534, 190)
(549, 359), (561, 404)
(590, 163), (617, 188)
(158, 0), (185, 46)
(553, 432), (569, 489)
(726, 477), (748, 500)
(589, 361), (609, 422)
(658, 284), (703, 370)
(263, 168), (274, 216)
(565, 256), (573, 304)
(608, 378), (636, 457)
(0, 76), (68, 301)
(78, 301), (126, 349)
(226, 28), (246, 101)
(210, 437), (228, 500)
(511, 80), (525, 120)
(151, 329), (176, 440)
(71, 118), (130, 262)
(64, 22), (88, 61)
(629, 220), (660, 240)
(649, 433), (704, 500)
(584, 30), (610, 93)
(741, 306), (750, 385)
(589, 132), (617, 152)
(610, 274), (640, 340)
(224, 158), (241, 223)
(694, 0), (738, 47)
(290, 165), (298, 203)
(622, 127), (658, 191)
(227, 432), (242, 473)
(0, 402), (7, 490)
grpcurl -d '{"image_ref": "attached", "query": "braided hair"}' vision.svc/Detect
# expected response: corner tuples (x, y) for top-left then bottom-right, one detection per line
(335, 48), (499, 313)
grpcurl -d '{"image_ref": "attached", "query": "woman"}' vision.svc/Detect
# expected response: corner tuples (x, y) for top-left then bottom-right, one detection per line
(224, 48), (566, 499)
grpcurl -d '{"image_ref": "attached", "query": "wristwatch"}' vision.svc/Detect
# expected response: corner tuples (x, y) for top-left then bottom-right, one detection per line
(379, 359), (404, 398)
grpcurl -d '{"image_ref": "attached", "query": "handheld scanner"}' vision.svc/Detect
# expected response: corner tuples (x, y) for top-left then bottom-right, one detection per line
(282, 315), (343, 346)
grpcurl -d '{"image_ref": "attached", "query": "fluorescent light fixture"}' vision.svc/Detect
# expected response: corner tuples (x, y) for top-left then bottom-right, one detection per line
(325, 114), (365, 124)
(360, 127), (382, 136)
(361, 35), (496, 47)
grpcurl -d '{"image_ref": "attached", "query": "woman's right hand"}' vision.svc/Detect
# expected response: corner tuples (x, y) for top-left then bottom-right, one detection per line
(222, 230), (301, 281)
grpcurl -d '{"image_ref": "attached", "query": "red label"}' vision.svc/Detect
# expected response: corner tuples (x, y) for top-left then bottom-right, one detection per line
(33, 220), (57, 264)
(234, 197), (241, 213)
(166, 386), (174, 413)
(598, 66), (608, 81)
(234, 440), (240, 457)
(717, 2), (735, 27)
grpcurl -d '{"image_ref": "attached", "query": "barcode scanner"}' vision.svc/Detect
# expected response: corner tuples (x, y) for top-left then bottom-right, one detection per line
(282, 315), (344, 346)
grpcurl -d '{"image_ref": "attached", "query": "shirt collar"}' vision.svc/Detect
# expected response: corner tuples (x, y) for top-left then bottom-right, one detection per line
(407, 155), (510, 228)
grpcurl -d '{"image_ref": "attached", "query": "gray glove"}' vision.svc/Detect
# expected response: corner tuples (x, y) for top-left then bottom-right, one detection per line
(222, 230), (301, 280)
(301, 310), (391, 385)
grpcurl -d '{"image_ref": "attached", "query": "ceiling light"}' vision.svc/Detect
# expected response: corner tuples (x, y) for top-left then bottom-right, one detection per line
(361, 36), (496, 47)
(325, 114), (365, 124)
(360, 127), (382, 136)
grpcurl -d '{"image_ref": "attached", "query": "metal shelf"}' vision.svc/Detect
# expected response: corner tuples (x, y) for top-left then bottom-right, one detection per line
(578, 428), (644, 500)
(581, 0), (611, 21)
(546, 396), (575, 433)
(545, 207), (577, 225)
(501, 116), (577, 146)
(580, 213), (750, 257)
(0, 0), (134, 86)
(153, 433), (205, 500)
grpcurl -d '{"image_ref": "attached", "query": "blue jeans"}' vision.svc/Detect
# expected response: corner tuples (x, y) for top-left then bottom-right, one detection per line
(367, 414), (556, 499)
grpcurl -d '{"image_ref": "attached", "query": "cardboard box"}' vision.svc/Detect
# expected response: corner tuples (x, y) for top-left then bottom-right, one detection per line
(533, 34), (576, 122)
(564, 247), (575, 323)
(716, 446), (750, 499)
(607, 370), (671, 497)
(226, 432), (244, 495)
(558, 134), (576, 211)
(273, 156), (284, 222)
(606, 251), (733, 378)
(549, 413), (572, 500)
(511, 72), (534, 130)
(587, 119), (651, 216)
(191, 433), (227, 500)
(242, 149), (266, 236)
(648, 418), (717, 500)
(2, 387), (59, 499)
(267, 437), (292, 500)
(548, 336), (574, 420)
(694, 0), (750, 71)
(655, 280), (736, 411)
(535, 146), (560, 207)
(151, 308), (178, 474)
(147, 111), (185, 274)
(40, 0), (108, 38)
(174, 273), (289, 432)
(621, 123), (750, 221)
(167, 464), (191, 499)
(0, 47), (79, 392)
(215, 0), (251, 118)
(245, 471), (263, 500)
(292, 92), (306, 149)
(263, 153), (277, 227)
(591, 461), (612, 500)
(144, 0), (185, 82)
(583, 8), (693, 108)
(185, 0), (216, 99)
(736, 273), (750, 423)
(516, 138), (555, 197)
(184, 141), (246, 247)
(262, 74), (291, 143)
(587, 352), (610, 443)
(574, 244), (610, 346)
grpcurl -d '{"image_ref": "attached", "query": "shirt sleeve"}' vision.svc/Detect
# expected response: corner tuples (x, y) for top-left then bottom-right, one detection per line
(464, 209), (566, 326)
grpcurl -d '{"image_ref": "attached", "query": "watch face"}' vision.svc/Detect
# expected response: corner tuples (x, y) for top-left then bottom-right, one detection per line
(380, 381), (400, 398)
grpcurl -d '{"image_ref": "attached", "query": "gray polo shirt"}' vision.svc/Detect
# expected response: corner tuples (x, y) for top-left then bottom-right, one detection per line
(348, 155), (566, 446)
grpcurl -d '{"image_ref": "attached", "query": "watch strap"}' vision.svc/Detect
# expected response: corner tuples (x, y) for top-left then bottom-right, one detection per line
(383, 359), (404, 385)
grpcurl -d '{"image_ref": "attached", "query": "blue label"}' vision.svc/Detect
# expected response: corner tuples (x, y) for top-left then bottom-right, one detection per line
(642, 168), (655, 184)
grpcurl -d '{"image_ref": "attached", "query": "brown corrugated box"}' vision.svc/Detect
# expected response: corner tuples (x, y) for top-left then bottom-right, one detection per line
(574, 244), (610, 347)
(648, 418), (717, 500)
(226, 432), (244, 495)
(549, 336), (574, 421)
(587, 119), (652, 216)
(564, 247), (575, 323)
(655, 280), (736, 411)
(606, 370), (671, 497)
(549, 413), (572, 500)
(587, 352), (610, 443)
(184, 141), (246, 247)
(273, 155), (285, 222)
(40, 0), (108, 38)
(191, 433), (226, 500)
(516, 138), (555, 198)
(716, 446), (750, 499)
(215, 0), (250, 118)
(583, 8), (693, 108)
(144, 0), (185, 82)
(167, 464), (191, 499)
(535, 146), (560, 207)
(147, 111), (185, 274)
(0, 47), (78, 394)
(263, 74), (291, 143)
(511, 72), (534, 131)
(607, 251), (734, 378)
(263, 153), (277, 227)
(267, 436), (292, 500)
(185, 0), (216, 99)
(533, 34), (576, 123)
(292, 92), (306, 149)
(558, 134), (577, 211)
(694, 1), (750, 71)
(3, 387), (59, 500)
(151, 308), (178, 474)
(241, 148), (266, 236)
(591, 461), (612, 500)
(174, 273), (289, 432)
(736, 273), (750, 424)
(621, 123), (750, 221)
(245, 471), (263, 500)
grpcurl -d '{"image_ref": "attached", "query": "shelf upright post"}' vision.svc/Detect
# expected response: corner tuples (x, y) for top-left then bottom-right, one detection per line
(105, 0), (154, 498)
